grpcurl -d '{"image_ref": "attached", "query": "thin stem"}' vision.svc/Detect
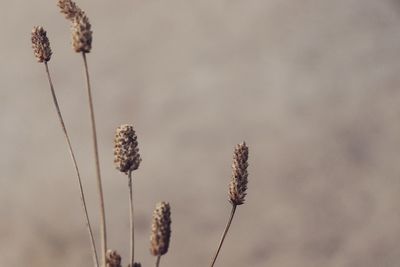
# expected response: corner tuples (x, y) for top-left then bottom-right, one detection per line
(209, 204), (237, 267)
(44, 62), (99, 267)
(155, 255), (161, 267)
(128, 170), (135, 266)
(82, 52), (107, 267)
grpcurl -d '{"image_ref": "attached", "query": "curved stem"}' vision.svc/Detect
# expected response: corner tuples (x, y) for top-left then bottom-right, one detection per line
(155, 255), (161, 267)
(82, 52), (107, 267)
(209, 204), (237, 267)
(44, 62), (99, 267)
(128, 170), (135, 266)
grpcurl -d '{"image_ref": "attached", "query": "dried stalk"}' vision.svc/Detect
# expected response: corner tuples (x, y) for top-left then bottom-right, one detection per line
(128, 170), (135, 266)
(209, 204), (237, 267)
(155, 255), (161, 267)
(82, 52), (107, 267)
(44, 62), (99, 267)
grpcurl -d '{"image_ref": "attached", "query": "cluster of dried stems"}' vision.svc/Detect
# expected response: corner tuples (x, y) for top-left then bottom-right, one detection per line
(31, 1), (249, 267)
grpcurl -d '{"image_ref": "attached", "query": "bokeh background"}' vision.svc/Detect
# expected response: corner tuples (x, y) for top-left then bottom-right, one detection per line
(2, 0), (400, 266)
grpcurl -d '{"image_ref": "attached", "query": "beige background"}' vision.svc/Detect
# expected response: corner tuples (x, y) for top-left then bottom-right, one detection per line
(2, 0), (400, 266)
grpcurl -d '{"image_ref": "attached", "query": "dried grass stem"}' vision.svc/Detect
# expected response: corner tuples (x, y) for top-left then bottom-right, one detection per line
(82, 52), (107, 267)
(44, 62), (99, 267)
(209, 204), (237, 267)
(128, 170), (135, 266)
(155, 255), (161, 267)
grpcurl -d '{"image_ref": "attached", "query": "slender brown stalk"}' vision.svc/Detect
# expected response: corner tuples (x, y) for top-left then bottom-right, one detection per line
(155, 255), (161, 267)
(44, 62), (99, 267)
(209, 204), (237, 267)
(128, 170), (135, 266)
(82, 52), (107, 267)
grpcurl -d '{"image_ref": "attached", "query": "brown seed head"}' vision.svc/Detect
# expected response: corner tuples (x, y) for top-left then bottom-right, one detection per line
(114, 124), (141, 174)
(229, 142), (249, 205)
(150, 202), (171, 256)
(106, 249), (122, 267)
(57, 0), (82, 21)
(31, 26), (52, 63)
(127, 263), (141, 267)
(72, 11), (92, 53)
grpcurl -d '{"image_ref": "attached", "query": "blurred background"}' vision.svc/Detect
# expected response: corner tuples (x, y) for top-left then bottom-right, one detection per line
(2, 0), (400, 266)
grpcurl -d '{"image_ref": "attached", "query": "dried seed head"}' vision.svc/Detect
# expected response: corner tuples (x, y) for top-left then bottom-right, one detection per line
(150, 202), (171, 256)
(31, 26), (52, 63)
(114, 124), (141, 174)
(229, 142), (249, 205)
(127, 263), (141, 267)
(72, 11), (92, 53)
(57, 0), (82, 21)
(106, 249), (122, 267)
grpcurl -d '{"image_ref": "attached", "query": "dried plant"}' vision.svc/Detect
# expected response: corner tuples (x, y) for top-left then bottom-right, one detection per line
(57, 1), (106, 266)
(81, 50), (107, 267)
(114, 124), (142, 266)
(106, 250), (122, 267)
(150, 202), (171, 267)
(209, 142), (249, 267)
(31, 26), (99, 267)
(33, 3), (251, 267)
